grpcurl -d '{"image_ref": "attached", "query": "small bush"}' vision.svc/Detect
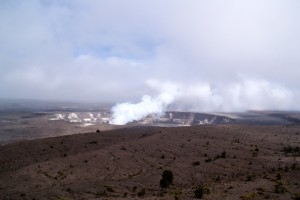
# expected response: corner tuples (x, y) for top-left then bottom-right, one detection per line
(137, 188), (146, 197)
(291, 163), (298, 170)
(172, 188), (182, 200)
(283, 145), (300, 156)
(245, 173), (256, 181)
(220, 151), (226, 158)
(132, 186), (137, 192)
(240, 192), (256, 199)
(274, 181), (286, 194)
(160, 170), (173, 189)
(194, 186), (204, 199)
(292, 193), (300, 200)
(256, 187), (265, 192)
(120, 146), (126, 151)
(95, 190), (108, 197)
(192, 161), (200, 166)
(104, 185), (114, 192)
(215, 175), (221, 182)
(194, 185), (210, 199)
(276, 173), (282, 180)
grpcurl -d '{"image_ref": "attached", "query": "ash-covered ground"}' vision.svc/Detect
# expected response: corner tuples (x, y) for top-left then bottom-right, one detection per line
(1, 107), (300, 145)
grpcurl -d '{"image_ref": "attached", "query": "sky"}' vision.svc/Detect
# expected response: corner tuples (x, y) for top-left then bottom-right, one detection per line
(1, 0), (300, 112)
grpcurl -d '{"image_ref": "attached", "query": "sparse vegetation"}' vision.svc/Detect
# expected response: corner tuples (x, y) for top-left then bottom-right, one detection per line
(276, 173), (282, 180)
(137, 188), (146, 197)
(283, 145), (300, 156)
(240, 192), (256, 199)
(194, 185), (210, 199)
(256, 187), (265, 192)
(215, 175), (221, 182)
(95, 190), (108, 197)
(194, 185), (204, 199)
(274, 181), (286, 194)
(132, 186), (137, 192)
(104, 185), (114, 193)
(172, 188), (182, 200)
(292, 193), (300, 200)
(120, 146), (126, 150)
(212, 151), (227, 161)
(95, 186), (114, 197)
(192, 161), (200, 166)
(220, 151), (226, 158)
(1, 119), (300, 199)
(245, 173), (256, 181)
(291, 162), (298, 170)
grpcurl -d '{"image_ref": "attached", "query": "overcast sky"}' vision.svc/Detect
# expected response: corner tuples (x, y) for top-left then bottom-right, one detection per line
(1, 0), (300, 111)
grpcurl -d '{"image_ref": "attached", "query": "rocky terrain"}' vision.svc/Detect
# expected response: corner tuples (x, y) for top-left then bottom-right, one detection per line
(0, 125), (299, 199)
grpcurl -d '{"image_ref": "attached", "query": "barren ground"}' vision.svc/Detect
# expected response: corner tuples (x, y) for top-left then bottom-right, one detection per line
(0, 125), (300, 199)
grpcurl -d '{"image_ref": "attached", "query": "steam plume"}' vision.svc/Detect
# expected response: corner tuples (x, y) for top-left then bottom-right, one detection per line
(111, 79), (293, 125)
(111, 84), (176, 125)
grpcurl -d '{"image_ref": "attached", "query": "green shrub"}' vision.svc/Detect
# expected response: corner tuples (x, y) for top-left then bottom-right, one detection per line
(137, 188), (146, 197)
(292, 193), (300, 200)
(160, 170), (173, 189)
(194, 186), (204, 199)
(194, 185), (210, 199)
(283, 145), (300, 156)
(220, 151), (226, 158)
(192, 161), (200, 166)
(274, 181), (286, 194)
(245, 173), (256, 181)
(240, 192), (256, 199)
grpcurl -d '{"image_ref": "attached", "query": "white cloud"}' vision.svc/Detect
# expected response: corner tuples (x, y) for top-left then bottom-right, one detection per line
(0, 0), (299, 110)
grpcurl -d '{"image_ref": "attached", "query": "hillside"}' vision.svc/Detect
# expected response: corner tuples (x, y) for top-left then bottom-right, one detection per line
(0, 125), (299, 199)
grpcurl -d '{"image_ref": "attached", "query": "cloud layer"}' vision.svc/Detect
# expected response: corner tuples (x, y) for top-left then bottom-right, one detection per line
(0, 0), (299, 111)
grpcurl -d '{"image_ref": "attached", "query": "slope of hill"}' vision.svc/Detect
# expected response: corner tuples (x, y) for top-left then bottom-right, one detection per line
(0, 125), (299, 199)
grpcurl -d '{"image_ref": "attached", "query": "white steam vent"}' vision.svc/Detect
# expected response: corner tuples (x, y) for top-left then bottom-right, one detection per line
(68, 113), (81, 123)
(111, 95), (164, 125)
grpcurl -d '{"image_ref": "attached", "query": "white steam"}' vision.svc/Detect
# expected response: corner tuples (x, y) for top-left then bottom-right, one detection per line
(111, 79), (294, 125)
(111, 85), (176, 125)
